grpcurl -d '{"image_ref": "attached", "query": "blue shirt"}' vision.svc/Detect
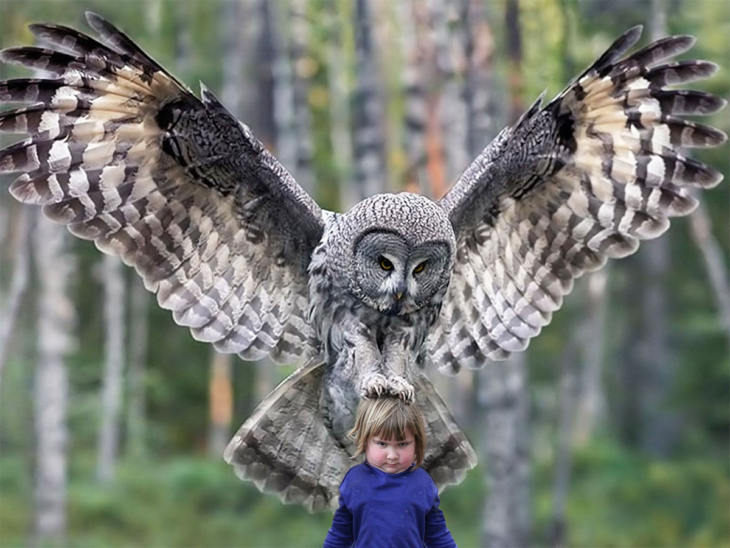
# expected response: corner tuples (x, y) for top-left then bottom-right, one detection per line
(323, 462), (457, 548)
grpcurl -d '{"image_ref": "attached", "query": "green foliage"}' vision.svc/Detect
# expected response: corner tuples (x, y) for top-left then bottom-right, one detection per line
(534, 439), (730, 547)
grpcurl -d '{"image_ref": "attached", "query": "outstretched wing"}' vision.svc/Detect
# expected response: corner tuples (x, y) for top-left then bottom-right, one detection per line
(430, 26), (727, 374)
(0, 13), (325, 363)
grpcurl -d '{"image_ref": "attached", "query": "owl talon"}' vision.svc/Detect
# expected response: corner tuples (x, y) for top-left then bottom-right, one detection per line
(360, 372), (415, 401)
(360, 372), (390, 399)
(387, 376), (415, 402)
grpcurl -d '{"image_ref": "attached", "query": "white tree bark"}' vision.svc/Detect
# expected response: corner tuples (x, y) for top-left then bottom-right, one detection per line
(33, 215), (75, 547)
(461, 0), (497, 156)
(549, 339), (579, 548)
(326, 1), (355, 208)
(126, 278), (149, 459)
(0, 208), (33, 393)
(270, 0), (299, 182)
(428, 0), (469, 185)
(479, 353), (531, 548)
(395, 0), (429, 196)
(689, 192), (730, 336)
(353, 0), (388, 199)
(96, 254), (126, 484)
(573, 270), (609, 446)
(288, 0), (315, 194)
(221, 0), (260, 123)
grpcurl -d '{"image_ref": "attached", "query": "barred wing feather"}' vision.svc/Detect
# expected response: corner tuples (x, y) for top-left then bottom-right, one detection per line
(432, 26), (727, 374)
(0, 13), (324, 363)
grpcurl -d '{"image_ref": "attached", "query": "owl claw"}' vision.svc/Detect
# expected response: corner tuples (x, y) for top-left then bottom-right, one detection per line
(360, 373), (414, 402)
(360, 372), (389, 399)
(387, 376), (415, 402)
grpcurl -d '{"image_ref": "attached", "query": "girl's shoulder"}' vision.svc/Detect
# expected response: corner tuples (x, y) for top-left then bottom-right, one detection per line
(340, 462), (370, 486)
(408, 467), (439, 490)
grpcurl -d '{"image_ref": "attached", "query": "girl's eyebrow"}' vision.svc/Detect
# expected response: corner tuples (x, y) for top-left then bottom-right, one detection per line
(373, 436), (409, 443)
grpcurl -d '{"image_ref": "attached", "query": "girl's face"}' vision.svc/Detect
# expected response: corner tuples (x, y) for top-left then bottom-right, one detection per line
(365, 427), (416, 474)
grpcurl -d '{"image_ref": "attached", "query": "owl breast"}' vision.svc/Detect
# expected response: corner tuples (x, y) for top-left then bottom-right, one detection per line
(307, 214), (442, 371)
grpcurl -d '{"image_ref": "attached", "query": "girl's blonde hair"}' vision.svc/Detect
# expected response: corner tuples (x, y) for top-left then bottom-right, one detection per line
(349, 397), (427, 467)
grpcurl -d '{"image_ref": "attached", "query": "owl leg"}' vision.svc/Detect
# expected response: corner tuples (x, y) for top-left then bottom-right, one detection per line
(353, 332), (390, 398)
(353, 329), (415, 401)
(379, 333), (415, 401)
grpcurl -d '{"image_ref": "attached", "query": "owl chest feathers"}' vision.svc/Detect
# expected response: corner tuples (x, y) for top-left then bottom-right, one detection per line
(308, 220), (430, 364)
(307, 206), (452, 378)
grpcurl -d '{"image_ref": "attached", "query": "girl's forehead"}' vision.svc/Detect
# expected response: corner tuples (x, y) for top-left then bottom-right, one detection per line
(372, 426), (414, 441)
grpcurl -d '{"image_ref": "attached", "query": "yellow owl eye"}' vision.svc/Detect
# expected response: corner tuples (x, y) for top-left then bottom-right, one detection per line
(413, 262), (426, 274)
(380, 258), (393, 270)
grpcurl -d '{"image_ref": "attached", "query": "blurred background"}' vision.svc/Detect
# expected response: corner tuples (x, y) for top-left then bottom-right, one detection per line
(0, 0), (728, 546)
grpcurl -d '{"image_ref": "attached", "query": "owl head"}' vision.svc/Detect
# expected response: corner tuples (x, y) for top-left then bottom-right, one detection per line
(336, 193), (456, 315)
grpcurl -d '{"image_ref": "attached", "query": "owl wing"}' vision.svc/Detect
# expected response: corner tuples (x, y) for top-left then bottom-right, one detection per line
(0, 13), (324, 363)
(430, 26), (727, 374)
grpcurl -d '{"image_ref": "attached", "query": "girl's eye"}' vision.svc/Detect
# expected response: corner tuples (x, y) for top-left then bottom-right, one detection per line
(380, 257), (393, 271)
(413, 262), (426, 274)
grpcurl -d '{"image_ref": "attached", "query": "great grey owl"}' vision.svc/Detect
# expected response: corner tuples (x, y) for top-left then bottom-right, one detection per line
(0, 14), (726, 511)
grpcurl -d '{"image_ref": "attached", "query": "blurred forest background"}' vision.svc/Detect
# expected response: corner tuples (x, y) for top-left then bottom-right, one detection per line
(0, 0), (728, 547)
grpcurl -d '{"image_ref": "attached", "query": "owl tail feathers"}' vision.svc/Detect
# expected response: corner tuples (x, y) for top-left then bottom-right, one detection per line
(413, 372), (479, 491)
(223, 359), (352, 513)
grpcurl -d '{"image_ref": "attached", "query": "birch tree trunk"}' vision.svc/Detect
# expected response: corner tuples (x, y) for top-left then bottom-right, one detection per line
(428, 0), (469, 184)
(126, 279), (149, 459)
(288, 0), (315, 194)
(221, 0), (262, 131)
(96, 254), (126, 484)
(572, 270), (609, 445)
(0, 208), (33, 393)
(688, 197), (730, 335)
(270, 0), (299, 182)
(549, 339), (579, 548)
(326, 1), (355, 208)
(461, 0), (497, 157)
(353, 0), (388, 199)
(395, 0), (428, 196)
(33, 215), (75, 547)
(479, 354), (531, 548)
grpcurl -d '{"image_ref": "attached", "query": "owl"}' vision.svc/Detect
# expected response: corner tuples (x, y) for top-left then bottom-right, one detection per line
(0, 14), (726, 512)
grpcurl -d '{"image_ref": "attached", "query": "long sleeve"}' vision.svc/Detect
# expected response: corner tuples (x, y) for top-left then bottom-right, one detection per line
(323, 495), (354, 548)
(424, 494), (457, 548)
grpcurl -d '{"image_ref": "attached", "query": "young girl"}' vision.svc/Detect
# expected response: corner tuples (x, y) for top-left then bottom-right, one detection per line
(323, 397), (457, 548)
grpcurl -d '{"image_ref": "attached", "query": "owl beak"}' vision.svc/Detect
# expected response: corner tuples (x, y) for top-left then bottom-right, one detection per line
(395, 292), (403, 301)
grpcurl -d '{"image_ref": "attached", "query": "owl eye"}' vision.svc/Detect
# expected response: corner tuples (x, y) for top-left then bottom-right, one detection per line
(380, 257), (393, 271)
(413, 262), (426, 274)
